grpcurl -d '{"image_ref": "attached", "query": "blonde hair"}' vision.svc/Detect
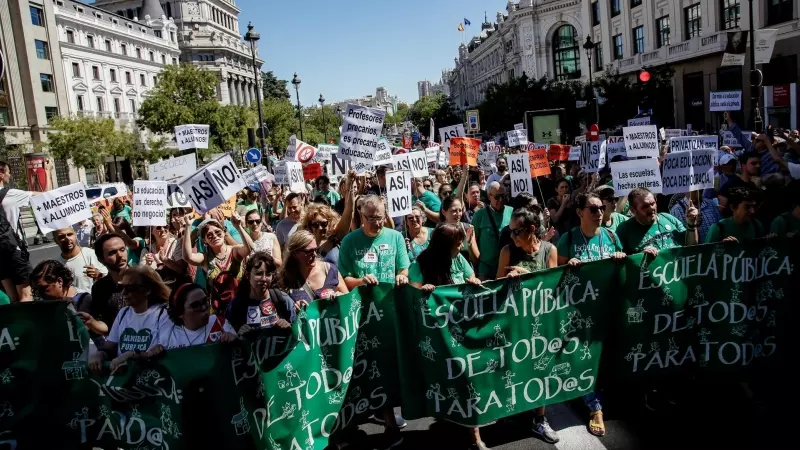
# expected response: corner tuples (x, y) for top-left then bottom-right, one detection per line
(300, 203), (340, 237)
(277, 230), (317, 290)
(122, 265), (170, 306)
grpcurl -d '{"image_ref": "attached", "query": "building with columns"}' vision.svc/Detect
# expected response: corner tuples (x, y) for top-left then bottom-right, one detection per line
(93, 0), (263, 106)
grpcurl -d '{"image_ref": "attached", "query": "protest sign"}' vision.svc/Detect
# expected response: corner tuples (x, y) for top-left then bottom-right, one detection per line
(178, 154), (245, 214)
(285, 134), (297, 161)
(241, 165), (270, 186)
(295, 139), (317, 164)
(507, 129), (528, 147)
(610, 158), (662, 196)
(449, 137), (480, 166)
(439, 124), (466, 152)
(508, 153), (533, 197)
(479, 150), (498, 172)
(568, 145), (582, 161)
(302, 162), (323, 181)
(274, 160), (305, 192)
(627, 117), (651, 126)
(661, 150), (715, 195)
(668, 135), (718, 154)
(131, 180), (167, 226)
(29, 182), (92, 234)
(663, 129), (686, 141)
(606, 136), (627, 160)
(709, 91), (742, 111)
(148, 153), (197, 182)
(580, 140), (606, 173)
(374, 138), (393, 167)
(425, 145), (440, 162)
(623, 125), (660, 159)
(166, 183), (191, 209)
(485, 141), (497, 152)
(721, 31), (748, 66)
(174, 124), (210, 150)
(528, 149), (551, 177)
(408, 152), (428, 178)
(392, 153), (411, 172)
(386, 170), (412, 217)
(338, 104), (386, 161)
(514, 123), (524, 130)
(548, 144), (570, 161)
(330, 154), (352, 184)
(315, 144), (336, 163)
(720, 130), (742, 148)
(527, 143), (548, 151)
(216, 195), (237, 217)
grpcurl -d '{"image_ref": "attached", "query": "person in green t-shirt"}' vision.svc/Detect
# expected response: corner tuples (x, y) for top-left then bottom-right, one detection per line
(595, 186), (628, 233)
(111, 198), (132, 223)
(412, 178), (441, 225)
(472, 181), (513, 279)
(236, 188), (262, 214)
(0, 289), (10, 305)
(706, 187), (768, 243)
(557, 192), (626, 265)
(615, 188), (699, 256)
(770, 181), (800, 238)
(408, 222), (479, 289)
(338, 195), (411, 289)
(312, 175), (341, 206)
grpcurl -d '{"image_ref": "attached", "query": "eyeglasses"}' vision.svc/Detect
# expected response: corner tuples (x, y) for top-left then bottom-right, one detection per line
(585, 205), (603, 214)
(153, 226), (167, 231)
(365, 215), (384, 224)
(441, 191), (453, 197)
(407, 215), (423, 222)
(310, 221), (329, 229)
(510, 227), (527, 237)
(187, 298), (209, 311)
(298, 247), (318, 256)
(246, 218), (261, 225)
(492, 194), (505, 200)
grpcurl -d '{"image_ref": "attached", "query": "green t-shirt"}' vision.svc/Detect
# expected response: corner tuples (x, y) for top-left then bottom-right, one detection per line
(556, 227), (623, 262)
(603, 212), (629, 233)
(338, 228), (411, 284)
(113, 205), (132, 223)
(705, 218), (764, 243)
(472, 205), (513, 277)
(616, 213), (687, 254)
(236, 200), (261, 214)
(770, 213), (800, 237)
(314, 190), (341, 206)
(413, 191), (442, 227)
(127, 237), (146, 266)
(0, 290), (10, 305)
(408, 253), (474, 285)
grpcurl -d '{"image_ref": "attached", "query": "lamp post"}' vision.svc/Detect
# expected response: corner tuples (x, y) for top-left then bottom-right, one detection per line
(583, 35), (600, 127)
(244, 23), (268, 167)
(319, 94), (327, 142)
(291, 73), (304, 140)
(748, 0), (762, 132)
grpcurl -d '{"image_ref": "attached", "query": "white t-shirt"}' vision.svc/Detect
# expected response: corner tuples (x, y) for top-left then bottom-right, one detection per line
(155, 315), (235, 349)
(251, 232), (276, 256)
(1, 189), (32, 234)
(107, 304), (169, 355)
(486, 171), (507, 187)
(59, 247), (108, 292)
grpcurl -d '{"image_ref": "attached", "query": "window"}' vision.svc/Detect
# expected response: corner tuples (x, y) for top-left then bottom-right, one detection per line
(552, 25), (581, 81)
(35, 40), (49, 59)
(129, 99), (136, 113)
(113, 98), (120, 113)
(154, 30), (162, 38)
(594, 42), (603, 72)
(656, 16), (671, 48)
(125, 71), (132, 84)
(40, 74), (53, 92)
(684, 4), (701, 40)
(71, 62), (80, 77)
(172, 57), (177, 65)
(768, 0), (793, 26)
(136, 48), (142, 58)
(591, 2), (600, 26)
(96, 96), (104, 112)
(149, 51), (154, 61)
(30, 5), (44, 26)
(170, 31), (175, 42)
(720, 1), (740, 30)
(110, 69), (117, 82)
(77, 95), (85, 111)
(610, 0), (621, 17)
(632, 26), (644, 55)
(140, 73), (146, 86)
(161, 54), (166, 64)
(87, 35), (94, 48)
(613, 34), (623, 60)
(631, 0), (642, 7)
(153, 75), (158, 85)
(92, 66), (100, 80)
(0, 108), (8, 126)
(66, 29), (75, 43)
(45, 107), (58, 123)
(105, 39), (112, 52)
(120, 43), (127, 55)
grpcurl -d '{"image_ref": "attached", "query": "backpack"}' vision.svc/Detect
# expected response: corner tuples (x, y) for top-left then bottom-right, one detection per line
(0, 187), (23, 250)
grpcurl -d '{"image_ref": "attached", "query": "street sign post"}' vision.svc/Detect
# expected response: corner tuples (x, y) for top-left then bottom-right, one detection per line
(245, 147), (261, 164)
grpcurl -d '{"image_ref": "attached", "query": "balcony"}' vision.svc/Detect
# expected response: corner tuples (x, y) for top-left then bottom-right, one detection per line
(610, 31), (727, 74)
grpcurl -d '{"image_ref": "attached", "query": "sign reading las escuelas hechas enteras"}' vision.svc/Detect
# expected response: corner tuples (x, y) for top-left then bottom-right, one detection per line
(132, 180), (168, 227)
(661, 150), (715, 195)
(623, 125), (660, 159)
(610, 158), (663, 196)
(338, 104), (386, 161)
(174, 124), (210, 151)
(178, 154), (245, 213)
(29, 182), (92, 234)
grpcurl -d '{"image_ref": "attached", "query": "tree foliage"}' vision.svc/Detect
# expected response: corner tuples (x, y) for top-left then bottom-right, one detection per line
(261, 98), (297, 151)
(385, 103), (410, 125)
(261, 71), (290, 101)
(408, 93), (461, 133)
(301, 105), (342, 146)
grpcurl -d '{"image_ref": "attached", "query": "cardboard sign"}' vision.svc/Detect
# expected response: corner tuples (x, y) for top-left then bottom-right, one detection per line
(338, 103), (386, 161)
(508, 153), (532, 197)
(148, 153), (197, 182)
(449, 137), (479, 166)
(439, 124), (466, 152)
(391, 154), (411, 172)
(580, 141), (606, 173)
(547, 144), (569, 161)
(514, 123), (524, 130)
(303, 162), (323, 181)
(408, 152), (428, 178)
(386, 170), (412, 217)
(425, 146), (440, 163)
(132, 180), (167, 226)
(314, 144), (336, 164)
(528, 149), (551, 177)
(274, 161), (305, 192)
(178, 154), (246, 214)
(174, 124), (210, 150)
(627, 117), (651, 127)
(605, 137), (627, 161)
(610, 158), (663, 196)
(507, 129), (528, 147)
(29, 182), (92, 234)
(216, 196), (237, 218)
(709, 91), (742, 111)
(479, 150), (498, 172)
(661, 150), (715, 195)
(568, 146), (582, 161)
(622, 125), (660, 159)
(285, 135), (297, 161)
(374, 138), (393, 167)
(668, 136), (718, 154)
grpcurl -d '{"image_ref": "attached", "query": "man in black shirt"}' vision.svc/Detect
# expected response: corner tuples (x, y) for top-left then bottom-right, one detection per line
(719, 151), (760, 217)
(80, 233), (129, 335)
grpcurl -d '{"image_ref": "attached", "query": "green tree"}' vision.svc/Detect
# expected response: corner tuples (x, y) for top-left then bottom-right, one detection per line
(302, 105), (341, 146)
(261, 71), (290, 101)
(261, 98), (297, 152)
(47, 116), (121, 182)
(137, 64), (219, 135)
(409, 93), (461, 132)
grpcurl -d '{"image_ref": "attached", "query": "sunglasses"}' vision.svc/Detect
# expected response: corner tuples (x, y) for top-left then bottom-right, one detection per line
(510, 227), (527, 237)
(187, 299), (209, 311)
(407, 215), (423, 222)
(153, 226), (167, 231)
(492, 194), (505, 200)
(310, 221), (328, 229)
(246, 218), (261, 225)
(584, 205), (603, 214)
(298, 248), (318, 256)
(205, 230), (224, 239)
(119, 283), (146, 292)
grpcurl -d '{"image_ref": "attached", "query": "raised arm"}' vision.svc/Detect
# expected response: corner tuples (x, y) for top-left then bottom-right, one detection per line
(230, 213), (254, 259)
(333, 173), (356, 241)
(454, 165), (469, 202)
(182, 215), (205, 266)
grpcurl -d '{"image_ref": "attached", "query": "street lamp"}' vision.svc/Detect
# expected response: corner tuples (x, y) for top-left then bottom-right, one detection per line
(583, 35), (600, 128)
(319, 93), (327, 142)
(244, 22), (268, 167)
(291, 73), (304, 140)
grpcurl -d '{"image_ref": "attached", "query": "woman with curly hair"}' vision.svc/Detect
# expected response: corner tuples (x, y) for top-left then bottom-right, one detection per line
(299, 174), (355, 266)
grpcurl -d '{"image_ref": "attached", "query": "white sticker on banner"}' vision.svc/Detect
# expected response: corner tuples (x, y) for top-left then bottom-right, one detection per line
(29, 182), (92, 234)
(174, 124), (210, 150)
(178, 154), (246, 213)
(610, 158), (663, 196)
(338, 104), (386, 161)
(386, 170), (412, 217)
(132, 180), (168, 227)
(166, 184), (191, 209)
(668, 136), (718, 154)
(508, 153), (533, 197)
(580, 141), (606, 173)
(606, 137), (627, 160)
(439, 124), (466, 152)
(623, 125), (660, 159)
(661, 150), (715, 195)
(408, 152), (428, 178)
(148, 153), (197, 182)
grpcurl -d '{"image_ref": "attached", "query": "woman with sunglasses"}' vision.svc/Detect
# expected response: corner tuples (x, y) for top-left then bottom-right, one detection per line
(277, 231), (348, 308)
(404, 206), (431, 263)
(88, 266), (170, 374)
(301, 175), (355, 266)
(439, 195), (480, 264)
(244, 209), (282, 262)
(144, 223), (187, 286)
(497, 206), (558, 278)
(227, 251), (296, 335)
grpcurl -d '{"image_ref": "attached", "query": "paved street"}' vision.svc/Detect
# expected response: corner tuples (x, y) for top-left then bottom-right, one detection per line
(27, 241), (61, 268)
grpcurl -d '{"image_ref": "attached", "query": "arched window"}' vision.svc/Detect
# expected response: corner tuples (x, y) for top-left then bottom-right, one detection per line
(553, 25), (581, 81)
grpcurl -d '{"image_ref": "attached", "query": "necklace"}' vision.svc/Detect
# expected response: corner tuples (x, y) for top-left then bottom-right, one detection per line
(214, 246), (229, 261)
(181, 322), (208, 346)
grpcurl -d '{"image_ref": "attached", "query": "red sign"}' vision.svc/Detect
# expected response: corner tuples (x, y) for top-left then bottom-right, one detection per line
(402, 136), (412, 149)
(296, 144), (316, 163)
(773, 84), (790, 107)
(449, 137), (480, 166)
(548, 144), (570, 161)
(302, 163), (322, 180)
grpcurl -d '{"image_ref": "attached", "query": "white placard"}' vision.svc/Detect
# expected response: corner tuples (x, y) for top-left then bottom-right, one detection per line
(508, 153), (532, 197)
(391, 154), (411, 172)
(148, 153), (197, 182)
(132, 180), (168, 226)
(479, 150), (498, 172)
(627, 117), (651, 126)
(668, 135), (718, 154)
(720, 130), (742, 148)
(425, 146), (440, 162)
(507, 129), (528, 147)
(610, 158), (663, 196)
(315, 144), (336, 163)
(606, 137), (627, 160)
(166, 184), (191, 209)
(29, 182), (92, 234)
(438, 124), (466, 152)
(709, 91), (742, 111)
(178, 154), (245, 213)
(338, 104), (386, 161)
(386, 170), (412, 217)
(755, 29), (777, 64)
(174, 124), (210, 150)
(273, 161), (305, 191)
(285, 135), (297, 161)
(514, 123), (524, 130)
(661, 150), (715, 195)
(663, 129), (686, 140)
(374, 138), (393, 167)
(242, 166), (271, 186)
(580, 141), (606, 173)
(330, 154), (352, 184)
(408, 152), (428, 178)
(622, 125), (660, 159)
(568, 146), (581, 161)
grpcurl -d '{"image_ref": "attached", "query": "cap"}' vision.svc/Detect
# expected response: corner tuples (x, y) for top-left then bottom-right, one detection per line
(718, 153), (736, 166)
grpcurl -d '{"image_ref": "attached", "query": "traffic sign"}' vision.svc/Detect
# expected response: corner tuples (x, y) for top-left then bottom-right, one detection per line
(245, 147), (261, 163)
(296, 142), (317, 163)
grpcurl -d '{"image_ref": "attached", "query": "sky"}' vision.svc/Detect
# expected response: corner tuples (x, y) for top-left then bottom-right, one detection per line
(240, 0), (510, 108)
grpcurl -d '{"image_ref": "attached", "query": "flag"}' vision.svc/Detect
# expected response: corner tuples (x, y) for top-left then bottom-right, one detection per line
(458, 24), (464, 31)
(464, 18), (471, 26)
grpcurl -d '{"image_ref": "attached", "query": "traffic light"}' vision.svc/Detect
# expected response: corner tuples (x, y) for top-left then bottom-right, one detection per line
(638, 69), (651, 84)
(637, 68), (652, 112)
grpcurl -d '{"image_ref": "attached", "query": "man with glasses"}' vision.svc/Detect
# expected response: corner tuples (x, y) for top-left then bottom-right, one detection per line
(472, 181), (513, 280)
(55, 226), (107, 292)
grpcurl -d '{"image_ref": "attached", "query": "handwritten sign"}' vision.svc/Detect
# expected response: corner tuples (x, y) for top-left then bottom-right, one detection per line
(132, 180), (167, 226)
(610, 158), (663, 196)
(449, 137), (480, 166)
(709, 91), (742, 111)
(508, 153), (532, 197)
(622, 125), (659, 159)
(338, 104), (386, 161)
(174, 124), (210, 150)
(661, 150), (715, 195)
(29, 182), (92, 234)
(528, 149), (551, 177)
(580, 141), (606, 173)
(178, 154), (245, 214)
(386, 170), (412, 217)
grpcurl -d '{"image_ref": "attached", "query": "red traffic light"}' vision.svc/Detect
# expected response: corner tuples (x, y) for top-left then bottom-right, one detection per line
(639, 70), (651, 83)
